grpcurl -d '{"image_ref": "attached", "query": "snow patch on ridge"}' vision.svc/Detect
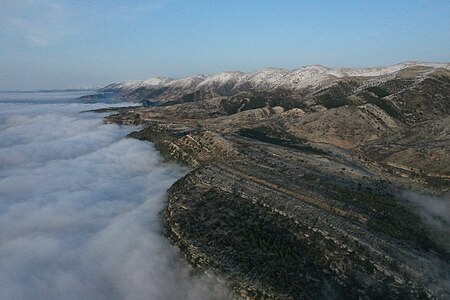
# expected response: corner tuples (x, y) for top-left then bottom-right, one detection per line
(100, 77), (174, 92)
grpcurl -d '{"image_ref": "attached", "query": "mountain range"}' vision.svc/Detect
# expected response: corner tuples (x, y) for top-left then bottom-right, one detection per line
(96, 61), (450, 299)
(88, 61), (449, 104)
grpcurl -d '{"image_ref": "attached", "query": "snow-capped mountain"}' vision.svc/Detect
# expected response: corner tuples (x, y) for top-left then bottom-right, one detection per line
(93, 62), (449, 103)
(99, 77), (174, 92)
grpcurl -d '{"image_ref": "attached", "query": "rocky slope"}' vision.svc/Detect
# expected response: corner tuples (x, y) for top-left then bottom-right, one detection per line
(102, 62), (450, 299)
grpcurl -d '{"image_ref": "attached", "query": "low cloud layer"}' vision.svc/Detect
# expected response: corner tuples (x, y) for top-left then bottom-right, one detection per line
(0, 94), (233, 300)
(401, 191), (450, 251)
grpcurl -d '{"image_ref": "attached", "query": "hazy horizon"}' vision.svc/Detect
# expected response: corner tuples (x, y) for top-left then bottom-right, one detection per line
(1, 0), (449, 90)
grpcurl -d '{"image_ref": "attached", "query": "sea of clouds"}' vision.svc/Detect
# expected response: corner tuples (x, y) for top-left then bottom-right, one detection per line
(0, 92), (233, 300)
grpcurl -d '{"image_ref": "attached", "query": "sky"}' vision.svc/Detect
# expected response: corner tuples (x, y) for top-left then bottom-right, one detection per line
(0, 0), (449, 90)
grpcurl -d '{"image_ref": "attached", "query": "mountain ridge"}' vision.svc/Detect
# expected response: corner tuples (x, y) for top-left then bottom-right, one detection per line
(87, 62), (449, 105)
(98, 61), (449, 93)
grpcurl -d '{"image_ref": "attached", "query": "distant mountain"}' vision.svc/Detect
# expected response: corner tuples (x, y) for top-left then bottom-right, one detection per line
(84, 61), (449, 104)
(99, 77), (175, 92)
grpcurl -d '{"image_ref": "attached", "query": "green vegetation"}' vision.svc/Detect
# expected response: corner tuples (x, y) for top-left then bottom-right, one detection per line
(323, 182), (444, 254)
(221, 95), (268, 115)
(238, 126), (327, 155)
(129, 86), (168, 102)
(366, 86), (390, 98)
(362, 92), (402, 120)
(166, 183), (424, 299)
(167, 188), (338, 298)
(220, 92), (302, 115)
(316, 93), (349, 108)
(314, 81), (359, 108)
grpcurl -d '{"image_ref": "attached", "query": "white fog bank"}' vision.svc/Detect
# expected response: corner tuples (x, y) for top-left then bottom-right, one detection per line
(401, 191), (450, 251)
(0, 93), (234, 300)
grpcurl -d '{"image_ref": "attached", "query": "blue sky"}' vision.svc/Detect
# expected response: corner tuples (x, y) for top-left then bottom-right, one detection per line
(0, 0), (449, 90)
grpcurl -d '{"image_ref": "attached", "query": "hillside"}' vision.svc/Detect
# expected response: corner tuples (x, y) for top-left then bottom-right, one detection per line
(101, 62), (450, 299)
